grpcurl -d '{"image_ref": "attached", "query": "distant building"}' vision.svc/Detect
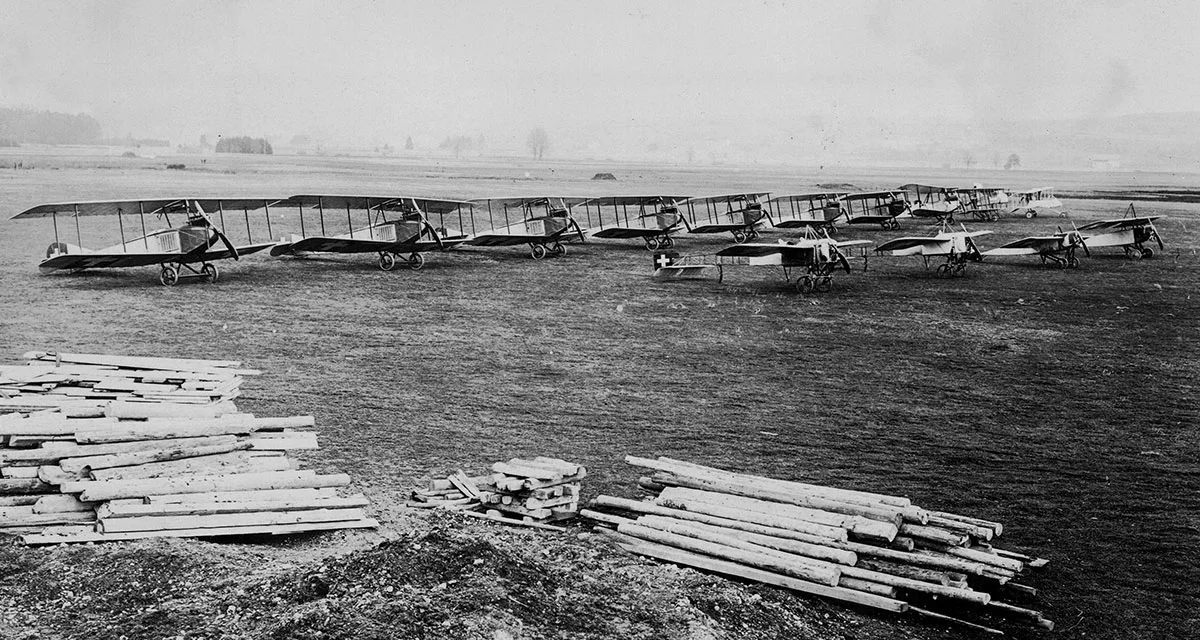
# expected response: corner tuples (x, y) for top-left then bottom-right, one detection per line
(1090, 155), (1121, 171)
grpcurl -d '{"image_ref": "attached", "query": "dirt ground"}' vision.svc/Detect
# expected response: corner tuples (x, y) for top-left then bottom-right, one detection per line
(0, 151), (1196, 639)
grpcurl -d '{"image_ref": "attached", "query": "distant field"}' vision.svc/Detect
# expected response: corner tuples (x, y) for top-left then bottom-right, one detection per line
(1, 152), (1197, 639)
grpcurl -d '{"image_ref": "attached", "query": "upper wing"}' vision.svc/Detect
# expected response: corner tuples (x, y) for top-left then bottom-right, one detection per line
(983, 235), (1062, 255)
(583, 195), (690, 207)
(1076, 216), (1161, 232)
(468, 197), (589, 210)
(684, 192), (771, 207)
(766, 192), (845, 204)
(714, 242), (812, 258)
(278, 195), (473, 215)
(12, 198), (278, 219)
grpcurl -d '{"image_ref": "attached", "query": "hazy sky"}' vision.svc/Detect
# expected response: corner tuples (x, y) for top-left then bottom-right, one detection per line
(0, 0), (1194, 147)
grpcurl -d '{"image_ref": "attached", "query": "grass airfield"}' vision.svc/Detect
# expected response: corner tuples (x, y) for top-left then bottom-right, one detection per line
(0, 150), (1197, 639)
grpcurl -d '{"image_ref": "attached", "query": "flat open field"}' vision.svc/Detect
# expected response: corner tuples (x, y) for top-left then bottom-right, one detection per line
(0, 151), (1197, 639)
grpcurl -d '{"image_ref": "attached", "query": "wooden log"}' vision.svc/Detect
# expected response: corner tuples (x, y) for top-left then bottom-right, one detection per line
(73, 416), (277, 443)
(660, 518), (857, 566)
(98, 507), (366, 533)
(88, 451), (291, 481)
(651, 471), (904, 528)
(530, 456), (584, 476)
(888, 536), (915, 552)
(146, 488), (340, 504)
(459, 509), (567, 532)
(919, 542), (1025, 573)
(0, 478), (54, 495)
(637, 476), (666, 493)
(618, 522), (841, 587)
(838, 577), (898, 598)
(838, 565), (990, 604)
(898, 523), (969, 547)
(32, 495), (95, 514)
(98, 495), (369, 519)
(0, 417), (118, 436)
(105, 401), (239, 420)
(0, 496), (39, 507)
(428, 474), (492, 492)
(659, 486), (898, 540)
(38, 465), (83, 485)
(926, 514), (994, 541)
(927, 510), (1003, 537)
(447, 471), (483, 499)
(643, 456), (912, 508)
(23, 518), (378, 545)
(246, 432), (319, 451)
(988, 600), (1046, 621)
(60, 441), (253, 475)
(609, 533), (906, 613)
(2, 435), (240, 465)
(856, 558), (952, 585)
(908, 606), (1004, 635)
(492, 461), (562, 481)
(1, 467), (39, 479)
(0, 506), (95, 527)
(22, 351), (255, 375)
(653, 493), (849, 540)
(76, 471), (351, 502)
(579, 508), (636, 528)
(592, 495), (846, 542)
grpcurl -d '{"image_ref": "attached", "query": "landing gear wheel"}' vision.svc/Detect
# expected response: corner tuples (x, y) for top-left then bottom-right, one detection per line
(954, 263), (966, 277)
(1025, 210), (1035, 219)
(159, 265), (180, 286)
(936, 264), (951, 279)
(796, 275), (815, 294)
(1126, 247), (1142, 261)
(379, 252), (397, 271)
(660, 235), (674, 248)
(1067, 256), (1080, 269)
(644, 236), (659, 251)
(732, 230), (747, 243)
(549, 242), (566, 256)
(1141, 247), (1154, 259)
(201, 263), (219, 283)
(530, 244), (548, 260)
(407, 253), (425, 270)
(815, 276), (833, 293)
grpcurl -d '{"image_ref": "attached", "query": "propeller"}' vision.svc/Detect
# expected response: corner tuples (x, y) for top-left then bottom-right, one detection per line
(192, 201), (239, 260)
(1148, 219), (1165, 250)
(832, 246), (851, 274)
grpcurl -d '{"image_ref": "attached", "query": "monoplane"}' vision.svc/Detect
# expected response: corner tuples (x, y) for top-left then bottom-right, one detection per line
(10, 198), (277, 285)
(897, 184), (960, 224)
(1008, 188), (1066, 218)
(983, 227), (1088, 268)
(269, 195), (472, 270)
(577, 195), (691, 250)
(683, 193), (772, 243)
(653, 228), (870, 293)
(1076, 204), (1165, 259)
(466, 197), (587, 259)
(954, 187), (1008, 221)
(839, 191), (910, 229)
(874, 222), (992, 278)
(765, 192), (845, 235)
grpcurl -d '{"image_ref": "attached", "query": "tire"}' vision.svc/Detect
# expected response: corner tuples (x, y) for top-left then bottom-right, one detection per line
(661, 236), (674, 248)
(644, 236), (659, 251)
(1067, 256), (1079, 269)
(160, 265), (179, 286)
(1025, 210), (1035, 219)
(201, 263), (218, 283)
(408, 253), (425, 270)
(1141, 247), (1154, 259)
(379, 252), (397, 271)
(732, 230), (746, 243)
(531, 244), (547, 260)
(796, 276), (815, 294)
(550, 242), (566, 256)
(815, 276), (833, 293)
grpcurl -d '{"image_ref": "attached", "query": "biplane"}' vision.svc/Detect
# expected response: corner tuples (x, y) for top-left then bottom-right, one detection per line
(954, 187), (1008, 221)
(10, 198), (277, 285)
(269, 195), (472, 270)
(577, 195), (691, 250)
(683, 193), (772, 243)
(983, 227), (1088, 268)
(765, 193), (845, 235)
(1008, 188), (1066, 218)
(897, 184), (961, 224)
(839, 191), (910, 229)
(466, 197), (587, 259)
(874, 223), (992, 278)
(1076, 205), (1165, 259)
(653, 229), (870, 294)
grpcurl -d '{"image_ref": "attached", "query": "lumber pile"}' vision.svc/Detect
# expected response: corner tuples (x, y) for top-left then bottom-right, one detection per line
(0, 351), (376, 544)
(409, 457), (585, 531)
(583, 456), (1052, 635)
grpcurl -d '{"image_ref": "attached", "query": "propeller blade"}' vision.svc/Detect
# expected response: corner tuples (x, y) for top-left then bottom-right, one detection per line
(1150, 220), (1164, 250)
(192, 201), (239, 260)
(833, 248), (851, 274)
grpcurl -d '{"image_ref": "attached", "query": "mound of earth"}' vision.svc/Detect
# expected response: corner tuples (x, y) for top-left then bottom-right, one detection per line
(0, 511), (950, 640)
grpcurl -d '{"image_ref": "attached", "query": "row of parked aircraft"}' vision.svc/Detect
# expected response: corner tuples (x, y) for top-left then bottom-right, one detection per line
(9, 187), (1162, 292)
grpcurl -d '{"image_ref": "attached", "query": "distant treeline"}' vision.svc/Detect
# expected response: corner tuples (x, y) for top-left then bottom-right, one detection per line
(0, 108), (102, 144)
(99, 134), (170, 147)
(215, 136), (273, 154)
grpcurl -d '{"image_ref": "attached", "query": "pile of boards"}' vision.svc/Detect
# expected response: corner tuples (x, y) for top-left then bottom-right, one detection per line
(0, 351), (376, 544)
(584, 456), (1051, 635)
(409, 457), (585, 531)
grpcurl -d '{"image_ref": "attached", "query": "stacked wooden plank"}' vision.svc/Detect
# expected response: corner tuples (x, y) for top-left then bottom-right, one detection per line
(408, 457), (585, 531)
(0, 352), (377, 544)
(583, 456), (1052, 635)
